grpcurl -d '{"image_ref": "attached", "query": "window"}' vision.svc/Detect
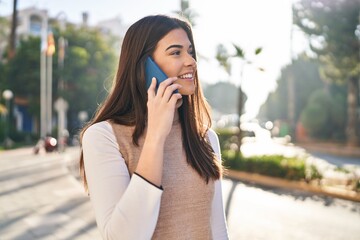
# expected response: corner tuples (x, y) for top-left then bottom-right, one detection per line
(29, 15), (42, 36)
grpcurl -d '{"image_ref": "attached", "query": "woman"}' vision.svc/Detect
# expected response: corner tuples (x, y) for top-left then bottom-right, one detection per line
(80, 15), (229, 239)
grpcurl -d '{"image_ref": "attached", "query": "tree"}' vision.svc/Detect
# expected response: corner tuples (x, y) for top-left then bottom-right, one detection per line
(259, 54), (347, 141)
(54, 24), (117, 135)
(0, 16), (10, 61)
(301, 86), (346, 140)
(4, 23), (117, 138)
(258, 55), (324, 124)
(7, 37), (41, 116)
(216, 43), (262, 152)
(177, 0), (198, 26)
(293, 0), (360, 146)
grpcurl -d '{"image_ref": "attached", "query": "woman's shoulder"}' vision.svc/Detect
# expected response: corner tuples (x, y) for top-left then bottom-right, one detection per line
(83, 121), (114, 143)
(206, 128), (219, 142)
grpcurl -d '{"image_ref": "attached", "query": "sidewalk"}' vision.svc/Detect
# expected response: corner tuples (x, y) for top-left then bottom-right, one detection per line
(0, 147), (101, 240)
(0, 143), (358, 240)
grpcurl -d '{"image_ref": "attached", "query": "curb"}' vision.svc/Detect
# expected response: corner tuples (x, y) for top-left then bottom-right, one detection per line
(225, 169), (360, 202)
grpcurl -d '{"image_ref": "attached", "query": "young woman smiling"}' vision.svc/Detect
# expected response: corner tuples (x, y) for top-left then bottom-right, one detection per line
(80, 15), (229, 240)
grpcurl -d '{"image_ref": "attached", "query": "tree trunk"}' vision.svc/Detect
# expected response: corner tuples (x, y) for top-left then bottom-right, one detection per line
(237, 86), (243, 153)
(346, 77), (359, 146)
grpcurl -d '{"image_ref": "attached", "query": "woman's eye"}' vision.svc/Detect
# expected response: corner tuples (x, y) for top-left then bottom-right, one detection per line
(171, 51), (181, 55)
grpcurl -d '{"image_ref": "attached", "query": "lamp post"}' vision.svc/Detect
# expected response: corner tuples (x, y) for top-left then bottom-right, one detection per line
(2, 89), (13, 148)
(54, 97), (68, 152)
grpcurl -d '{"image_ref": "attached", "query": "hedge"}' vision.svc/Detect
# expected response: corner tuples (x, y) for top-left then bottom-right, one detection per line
(221, 150), (322, 181)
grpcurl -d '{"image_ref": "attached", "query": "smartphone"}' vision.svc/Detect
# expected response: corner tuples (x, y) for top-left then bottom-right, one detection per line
(145, 57), (178, 93)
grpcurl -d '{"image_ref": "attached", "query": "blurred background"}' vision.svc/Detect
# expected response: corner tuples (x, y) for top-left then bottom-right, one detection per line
(0, 0), (358, 149)
(0, 0), (359, 239)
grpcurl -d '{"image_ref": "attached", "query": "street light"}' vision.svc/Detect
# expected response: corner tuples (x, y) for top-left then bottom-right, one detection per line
(2, 89), (13, 148)
(78, 111), (88, 125)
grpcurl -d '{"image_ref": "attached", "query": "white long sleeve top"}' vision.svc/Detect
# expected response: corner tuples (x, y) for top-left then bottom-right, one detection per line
(82, 121), (229, 239)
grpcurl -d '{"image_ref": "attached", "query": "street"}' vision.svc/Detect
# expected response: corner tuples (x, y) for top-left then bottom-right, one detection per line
(0, 147), (101, 239)
(223, 178), (360, 240)
(0, 147), (359, 239)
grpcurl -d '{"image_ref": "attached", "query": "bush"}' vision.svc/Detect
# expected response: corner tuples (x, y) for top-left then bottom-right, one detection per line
(222, 150), (310, 181)
(215, 128), (239, 151)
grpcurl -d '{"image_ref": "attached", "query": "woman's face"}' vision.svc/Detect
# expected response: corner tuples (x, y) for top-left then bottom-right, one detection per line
(152, 28), (197, 95)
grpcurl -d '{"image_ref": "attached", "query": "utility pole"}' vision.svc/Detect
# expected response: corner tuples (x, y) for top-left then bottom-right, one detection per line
(46, 32), (55, 135)
(8, 0), (17, 59)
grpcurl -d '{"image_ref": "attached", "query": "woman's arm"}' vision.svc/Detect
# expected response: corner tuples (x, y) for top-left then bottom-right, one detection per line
(207, 128), (229, 239)
(83, 121), (162, 240)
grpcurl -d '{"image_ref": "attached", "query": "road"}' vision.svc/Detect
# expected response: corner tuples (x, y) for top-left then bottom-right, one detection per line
(0, 147), (359, 240)
(0, 147), (101, 239)
(223, 178), (360, 240)
(308, 152), (360, 168)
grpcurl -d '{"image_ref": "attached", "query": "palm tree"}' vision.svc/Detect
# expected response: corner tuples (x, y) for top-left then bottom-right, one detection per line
(177, 0), (198, 26)
(216, 43), (263, 152)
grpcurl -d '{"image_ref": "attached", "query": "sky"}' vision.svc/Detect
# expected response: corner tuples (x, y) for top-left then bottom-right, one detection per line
(0, 0), (306, 120)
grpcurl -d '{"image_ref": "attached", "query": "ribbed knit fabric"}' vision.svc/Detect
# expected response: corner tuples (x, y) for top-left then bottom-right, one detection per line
(110, 119), (214, 240)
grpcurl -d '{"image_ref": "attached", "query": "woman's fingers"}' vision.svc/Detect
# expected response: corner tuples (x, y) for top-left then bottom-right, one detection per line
(169, 93), (183, 106)
(147, 77), (157, 99)
(156, 77), (178, 97)
(162, 83), (182, 102)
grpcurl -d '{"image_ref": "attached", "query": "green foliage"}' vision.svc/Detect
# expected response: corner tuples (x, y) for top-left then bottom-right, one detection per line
(0, 16), (10, 58)
(300, 86), (346, 140)
(0, 61), (6, 90)
(293, 0), (360, 83)
(178, 0), (198, 26)
(258, 55), (323, 123)
(222, 150), (309, 181)
(7, 37), (41, 115)
(255, 47), (262, 55)
(54, 25), (117, 135)
(215, 44), (231, 74)
(232, 44), (245, 58)
(214, 127), (239, 151)
(1, 23), (117, 138)
(58, 25), (117, 127)
(293, 0), (360, 145)
(300, 90), (330, 138)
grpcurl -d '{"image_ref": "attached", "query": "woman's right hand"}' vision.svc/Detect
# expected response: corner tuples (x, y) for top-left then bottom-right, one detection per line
(146, 77), (182, 143)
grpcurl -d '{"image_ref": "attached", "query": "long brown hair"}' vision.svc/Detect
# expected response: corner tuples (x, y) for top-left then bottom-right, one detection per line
(79, 15), (222, 191)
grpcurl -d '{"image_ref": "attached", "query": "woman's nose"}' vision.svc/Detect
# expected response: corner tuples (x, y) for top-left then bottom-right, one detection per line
(185, 54), (196, 67)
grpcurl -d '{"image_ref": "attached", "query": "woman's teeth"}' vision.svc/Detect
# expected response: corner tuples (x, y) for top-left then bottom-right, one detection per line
(179, 73), (193, 79)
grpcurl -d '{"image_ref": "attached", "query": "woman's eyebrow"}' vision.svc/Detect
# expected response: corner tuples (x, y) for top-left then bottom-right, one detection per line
(165, 44), (193, 51)
(166, 44), (183, 51)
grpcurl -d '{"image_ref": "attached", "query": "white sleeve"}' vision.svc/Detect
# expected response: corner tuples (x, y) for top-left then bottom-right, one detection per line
(82, 121), (163, 240)
(207, 128), (229, 240)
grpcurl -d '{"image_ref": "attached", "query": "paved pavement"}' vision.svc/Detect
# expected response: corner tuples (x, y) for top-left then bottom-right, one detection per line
(223, 179), (360, 240)
(1, 144), (359, 240)
(0, 147), (101, 240)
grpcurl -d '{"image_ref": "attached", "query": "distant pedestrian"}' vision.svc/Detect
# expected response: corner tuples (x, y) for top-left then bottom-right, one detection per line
(80, 15), (229, 239)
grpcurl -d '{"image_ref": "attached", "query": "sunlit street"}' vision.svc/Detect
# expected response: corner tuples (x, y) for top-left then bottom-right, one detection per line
(0, 0), (359, 239)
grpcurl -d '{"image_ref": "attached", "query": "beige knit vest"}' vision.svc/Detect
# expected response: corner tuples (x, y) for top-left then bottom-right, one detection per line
(110, 119), (214, 240)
